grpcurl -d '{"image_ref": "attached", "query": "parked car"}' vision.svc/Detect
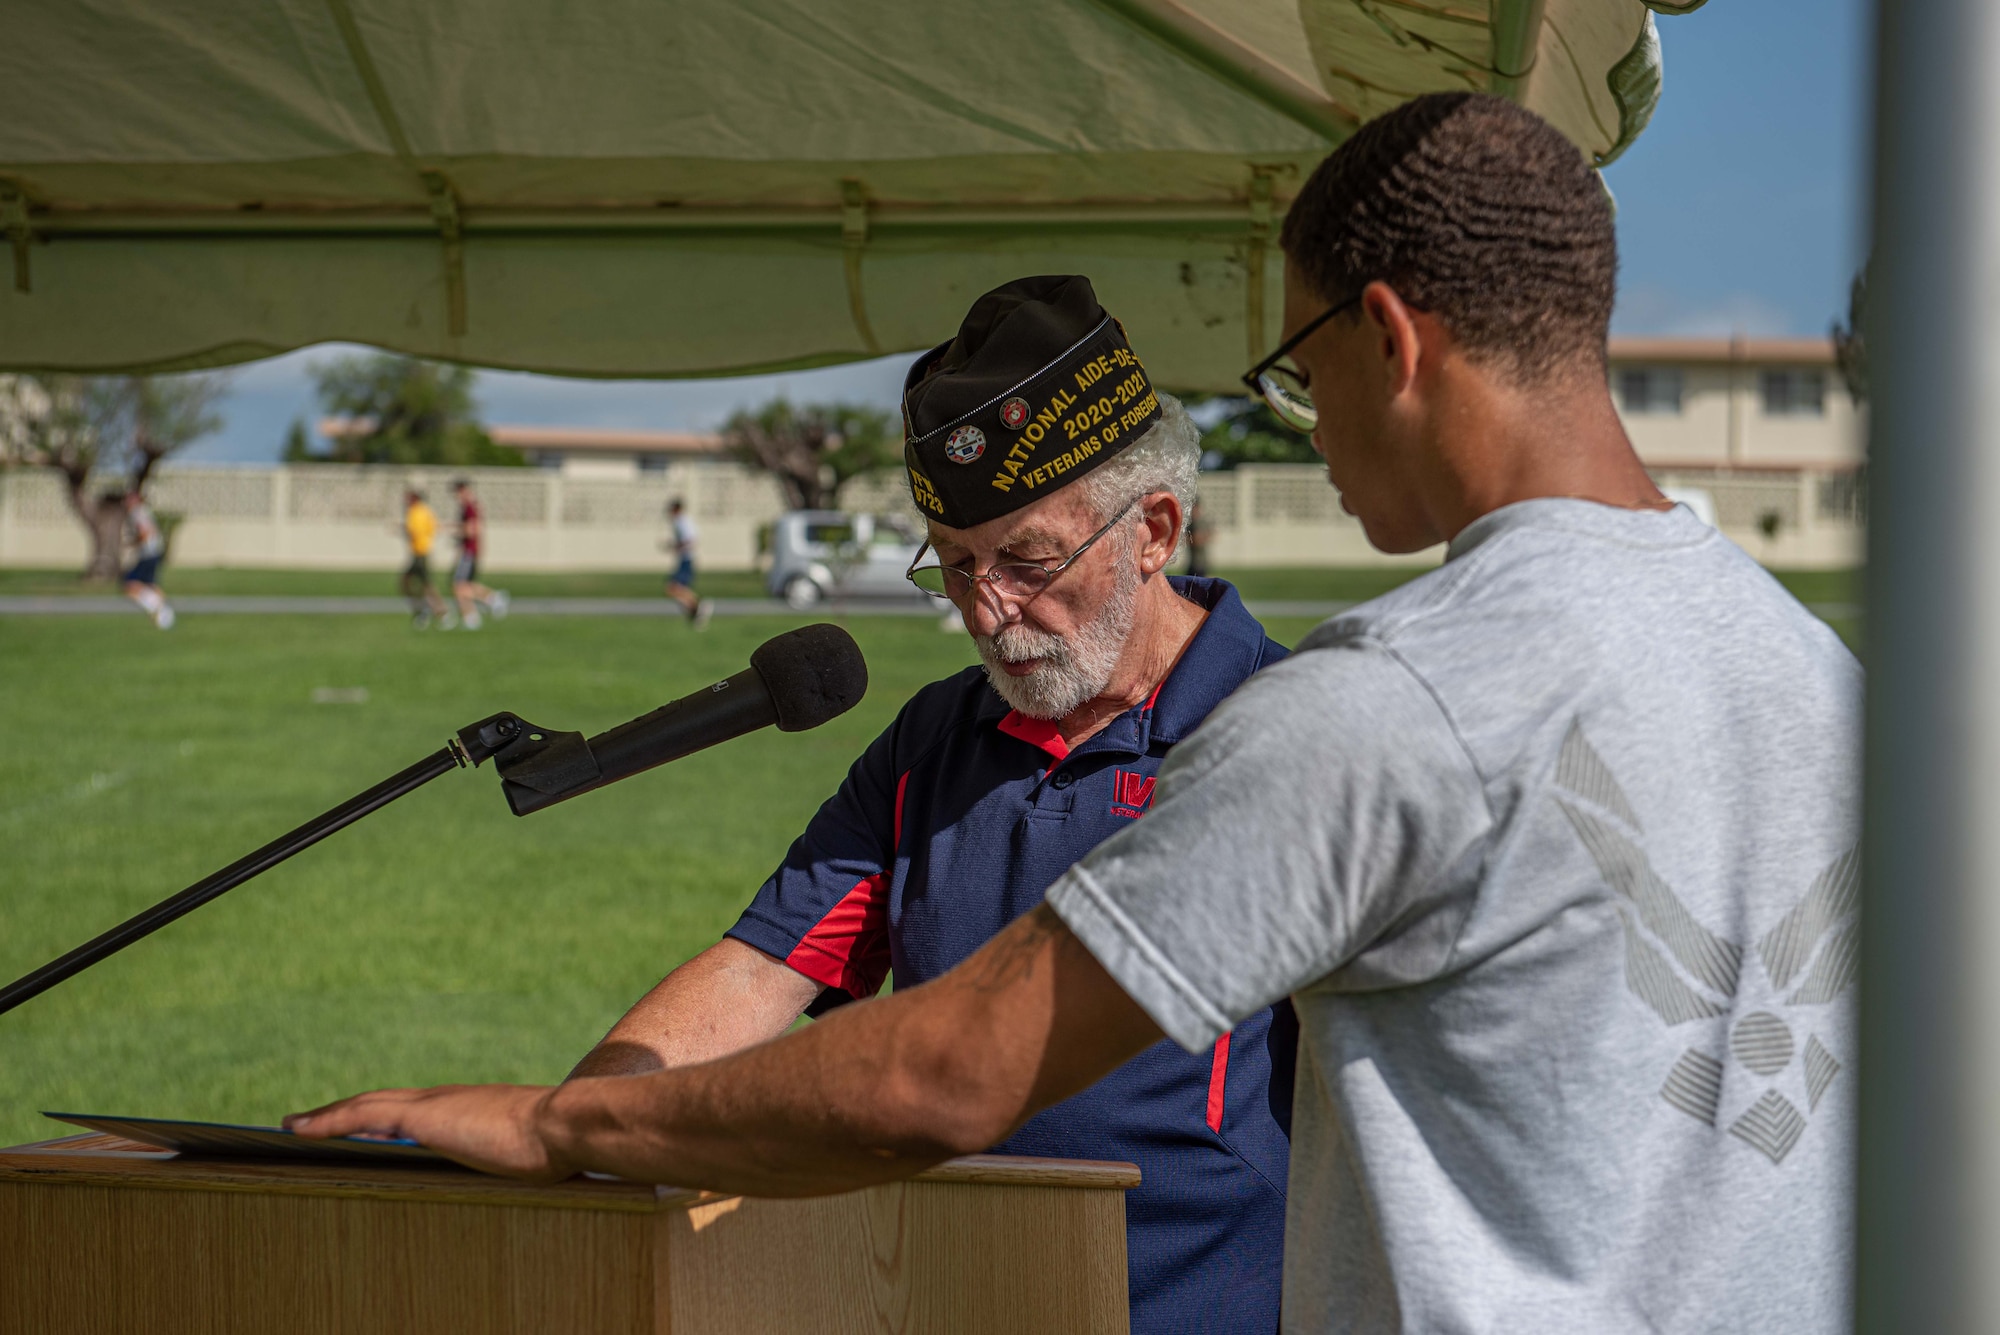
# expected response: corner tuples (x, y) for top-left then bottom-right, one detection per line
(766, 510), (946, 609)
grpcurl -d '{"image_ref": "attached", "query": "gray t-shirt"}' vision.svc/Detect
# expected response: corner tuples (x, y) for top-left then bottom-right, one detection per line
(1047, 499), (1859, 1334)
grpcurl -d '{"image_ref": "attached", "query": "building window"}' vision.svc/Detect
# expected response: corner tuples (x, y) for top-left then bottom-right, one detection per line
(531, 450), (562, 470)
(1617, 367), (1683, 415)
(638, 452), (668, 474)
(1760, 369), (1826, 417)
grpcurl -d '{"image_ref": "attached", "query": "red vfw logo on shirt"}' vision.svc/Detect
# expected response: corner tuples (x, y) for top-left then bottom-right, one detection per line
(1111, 769), (1156, 818)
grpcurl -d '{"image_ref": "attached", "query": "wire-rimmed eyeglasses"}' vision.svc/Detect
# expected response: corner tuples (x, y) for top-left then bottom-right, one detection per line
(906, 498), (1138, 600)
(1239, 292), (1362, 433)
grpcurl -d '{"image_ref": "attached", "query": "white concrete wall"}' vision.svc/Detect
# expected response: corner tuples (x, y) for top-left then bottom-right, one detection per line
(0, 460), (1866, 573)
(0, 463), (790, 573)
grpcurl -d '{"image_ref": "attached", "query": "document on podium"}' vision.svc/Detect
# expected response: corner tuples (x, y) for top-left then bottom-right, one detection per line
(44, 1112), (457, 1165)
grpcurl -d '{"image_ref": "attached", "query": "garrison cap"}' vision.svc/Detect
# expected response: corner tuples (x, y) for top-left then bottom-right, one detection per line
(902, 275), (1162, 530)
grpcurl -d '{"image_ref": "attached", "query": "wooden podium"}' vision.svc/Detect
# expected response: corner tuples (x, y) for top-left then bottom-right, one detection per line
(0, 1133), (1137, 1334)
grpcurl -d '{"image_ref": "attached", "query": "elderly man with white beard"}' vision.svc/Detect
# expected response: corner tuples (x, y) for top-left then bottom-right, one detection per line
(561, 276), (1295, 1334)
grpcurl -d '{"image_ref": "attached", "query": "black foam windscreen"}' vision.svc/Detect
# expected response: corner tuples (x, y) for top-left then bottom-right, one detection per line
(749, 624), (869, 733)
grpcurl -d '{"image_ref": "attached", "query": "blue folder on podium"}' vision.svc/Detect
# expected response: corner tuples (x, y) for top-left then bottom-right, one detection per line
(45, 1112), (455, 1165)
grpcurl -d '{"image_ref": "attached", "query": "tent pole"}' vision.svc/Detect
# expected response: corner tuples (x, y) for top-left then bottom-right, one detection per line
(1488, 0), (1547, 102)
(840, 179), (883, 356)
(1861, 0), (2000, 1328)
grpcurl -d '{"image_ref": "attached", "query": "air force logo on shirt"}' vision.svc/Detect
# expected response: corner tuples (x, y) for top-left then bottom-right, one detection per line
(1111, 769), (1156, 819)
(1553, 720), (1856, 1165)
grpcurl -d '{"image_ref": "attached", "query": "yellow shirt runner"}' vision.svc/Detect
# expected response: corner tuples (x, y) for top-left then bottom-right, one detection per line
(404, 500), (438, 557)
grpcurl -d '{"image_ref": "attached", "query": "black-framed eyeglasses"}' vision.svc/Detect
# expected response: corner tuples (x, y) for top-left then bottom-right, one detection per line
(1240, 292), (1362, 434)
(906, 498), (1138, 600)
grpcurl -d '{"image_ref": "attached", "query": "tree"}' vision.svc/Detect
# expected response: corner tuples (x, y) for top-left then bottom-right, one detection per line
(724, 399), (901, 511)
(304, 353), (521, 466)
(1831, 264), (1868, 405)
(0, 372), (227, 579)
(281, 417), (312, 462)
(1184, 394), (1322, 468)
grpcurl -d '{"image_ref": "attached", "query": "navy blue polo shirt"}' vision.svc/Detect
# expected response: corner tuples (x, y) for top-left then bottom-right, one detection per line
(728, 578), (1295, 1335)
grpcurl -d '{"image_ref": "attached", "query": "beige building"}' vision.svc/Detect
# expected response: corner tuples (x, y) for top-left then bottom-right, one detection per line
(1607, 335), (1865, 569)
(320, 421), (728, 477)
(1608, 336), (1863, 470)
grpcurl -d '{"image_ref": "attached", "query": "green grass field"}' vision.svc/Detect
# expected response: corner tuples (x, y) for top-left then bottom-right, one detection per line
(0, 566), (1857, 1150)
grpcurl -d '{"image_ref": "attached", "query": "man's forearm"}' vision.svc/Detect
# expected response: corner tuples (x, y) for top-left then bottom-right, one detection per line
(544, 1006), (965, 1196)
(567, 938), (823, 1079)
(536, 906), (1163, 1196)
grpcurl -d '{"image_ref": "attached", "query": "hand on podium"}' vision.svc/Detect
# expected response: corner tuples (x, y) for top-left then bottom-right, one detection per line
(286, 1084), (570, 1180)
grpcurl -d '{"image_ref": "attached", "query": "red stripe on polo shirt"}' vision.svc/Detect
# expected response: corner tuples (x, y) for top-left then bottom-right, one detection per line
(1205, 1032), (1231, 1133)
(998, 673), (1166, 762)
(996, 710), (1070, 760)
(785, 772), (909, 998)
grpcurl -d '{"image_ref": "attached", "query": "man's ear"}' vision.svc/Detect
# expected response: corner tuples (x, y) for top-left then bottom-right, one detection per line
(1135, 492), (1183, 576)
(1360, 280), (1424, 399)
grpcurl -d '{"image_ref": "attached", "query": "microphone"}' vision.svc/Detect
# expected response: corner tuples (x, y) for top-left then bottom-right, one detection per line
(458, 623), (870, 816)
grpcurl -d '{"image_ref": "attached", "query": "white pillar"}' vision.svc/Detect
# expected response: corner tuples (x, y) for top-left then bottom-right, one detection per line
(544, 469), (563, 570)
(1862, 0), (2000, 1328)
(270, 466), (291, 565)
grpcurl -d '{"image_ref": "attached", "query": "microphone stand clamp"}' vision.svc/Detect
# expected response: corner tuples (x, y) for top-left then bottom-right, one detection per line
(453, 713), (603, 814)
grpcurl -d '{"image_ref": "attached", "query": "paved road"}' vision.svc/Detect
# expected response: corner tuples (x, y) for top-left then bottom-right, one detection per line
(0, 595), (930, 617)
(0, 595), (1861, 622)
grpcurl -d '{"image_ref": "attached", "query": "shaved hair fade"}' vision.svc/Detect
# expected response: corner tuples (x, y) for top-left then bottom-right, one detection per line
(1280, 92), (1616, 383)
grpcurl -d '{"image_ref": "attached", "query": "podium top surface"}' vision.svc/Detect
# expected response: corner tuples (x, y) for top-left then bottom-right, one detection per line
(0, 1132), (1140, 1213)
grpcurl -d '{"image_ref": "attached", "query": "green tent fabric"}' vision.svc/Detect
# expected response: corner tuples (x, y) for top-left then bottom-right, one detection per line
(0, 0), (1674, 389)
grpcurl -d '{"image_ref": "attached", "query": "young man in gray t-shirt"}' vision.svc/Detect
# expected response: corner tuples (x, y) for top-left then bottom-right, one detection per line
(1053, 496), (1858, 1330)
(291, 94), (1858, 1333)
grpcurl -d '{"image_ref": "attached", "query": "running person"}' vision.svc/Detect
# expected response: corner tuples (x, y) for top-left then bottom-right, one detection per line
(399, 489), (452, 629)
(662, 498), (713, 629)
(111, 489), (174, 630)
(449, 478), (509, 629)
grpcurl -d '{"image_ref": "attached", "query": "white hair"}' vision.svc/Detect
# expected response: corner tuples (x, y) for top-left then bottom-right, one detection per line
(1071, 391), (1201, 558)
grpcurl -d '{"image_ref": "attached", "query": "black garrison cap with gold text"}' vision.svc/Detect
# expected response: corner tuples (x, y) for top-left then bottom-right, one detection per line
(902, 275), (1161, 530)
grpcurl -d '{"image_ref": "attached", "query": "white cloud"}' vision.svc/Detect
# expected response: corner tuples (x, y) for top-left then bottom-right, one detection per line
(1612, 286), (1803, 339)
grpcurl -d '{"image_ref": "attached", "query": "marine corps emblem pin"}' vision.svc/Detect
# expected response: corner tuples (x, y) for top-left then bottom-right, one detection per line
(999, 397), (1030, 430)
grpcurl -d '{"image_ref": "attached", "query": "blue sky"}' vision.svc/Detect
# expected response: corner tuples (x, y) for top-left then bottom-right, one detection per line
(186, 0), (1871, 464)
(1603, 0), (1870, 338)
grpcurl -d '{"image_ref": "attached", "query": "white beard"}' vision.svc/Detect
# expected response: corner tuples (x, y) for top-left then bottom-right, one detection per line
(974, 551), (1142, 720)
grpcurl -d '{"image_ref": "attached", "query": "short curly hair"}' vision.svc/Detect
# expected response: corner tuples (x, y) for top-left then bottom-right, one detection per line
(1279, 93), (1616, 383)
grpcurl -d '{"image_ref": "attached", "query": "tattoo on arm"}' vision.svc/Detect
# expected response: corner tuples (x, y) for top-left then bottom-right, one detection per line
(963, 904), (1067, 993)
(566, 1040), (666, 1080)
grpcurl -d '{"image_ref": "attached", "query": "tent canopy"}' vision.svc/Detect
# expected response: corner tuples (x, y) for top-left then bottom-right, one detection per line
(0, 0), (1677, 390)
